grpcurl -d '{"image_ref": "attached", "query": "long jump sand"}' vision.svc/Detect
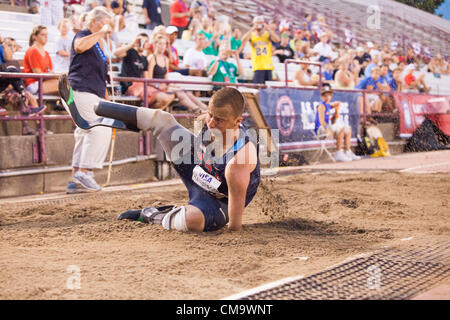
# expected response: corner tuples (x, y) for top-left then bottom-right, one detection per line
(1, 169), (448, 299)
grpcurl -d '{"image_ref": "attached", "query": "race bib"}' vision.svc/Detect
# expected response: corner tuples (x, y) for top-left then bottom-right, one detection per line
(192, 165), (223, 195)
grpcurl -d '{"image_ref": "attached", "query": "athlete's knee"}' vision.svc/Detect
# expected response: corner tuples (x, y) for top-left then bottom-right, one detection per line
(185, 205), (205, 232)
(136, 107), (177, 132)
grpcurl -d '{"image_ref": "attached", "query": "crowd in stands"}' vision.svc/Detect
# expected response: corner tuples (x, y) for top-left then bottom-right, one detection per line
(1, 0), (450, 126)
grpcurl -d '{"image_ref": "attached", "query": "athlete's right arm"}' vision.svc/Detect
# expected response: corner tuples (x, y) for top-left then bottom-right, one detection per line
(74, 25), (111, 54)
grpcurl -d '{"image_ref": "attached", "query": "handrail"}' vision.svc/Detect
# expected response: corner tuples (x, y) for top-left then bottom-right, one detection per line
(1, 71), (446, 164)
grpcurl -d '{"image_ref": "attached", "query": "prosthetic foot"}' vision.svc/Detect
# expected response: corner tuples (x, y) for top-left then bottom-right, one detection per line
(58, 74), (139, 131)
(117, 205), (176, 224)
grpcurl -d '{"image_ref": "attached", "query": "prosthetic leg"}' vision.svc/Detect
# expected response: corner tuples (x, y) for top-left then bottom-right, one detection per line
(59, 74), (193, 232)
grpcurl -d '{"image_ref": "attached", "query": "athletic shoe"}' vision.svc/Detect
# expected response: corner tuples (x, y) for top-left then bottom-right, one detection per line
(345, 149), (361, 161)
(72, 171), (102, 192)
(0, 107), (7, 116)
(334, 149), (352, 162)
(66, 180), (89, 194)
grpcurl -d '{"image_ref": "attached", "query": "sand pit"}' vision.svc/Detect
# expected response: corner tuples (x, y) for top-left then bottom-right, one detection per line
(0, 172), (449, 299)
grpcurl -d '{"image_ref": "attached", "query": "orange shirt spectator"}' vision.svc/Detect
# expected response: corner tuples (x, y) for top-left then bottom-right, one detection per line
(23, 46), (53, 87)
(404, 73), (415, 86)
(170, 0), (189, 29)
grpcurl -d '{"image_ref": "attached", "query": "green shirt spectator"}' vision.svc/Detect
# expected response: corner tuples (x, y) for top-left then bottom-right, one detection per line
(199, 30), (218, 56)
(208, 59), (238, 83)
(208, 46), (243, 86)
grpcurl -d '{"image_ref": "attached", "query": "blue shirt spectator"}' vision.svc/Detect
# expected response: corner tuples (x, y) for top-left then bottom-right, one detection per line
(364, 61), (377, 78)
(356, 73), (383, 90)
(68, 29), (108, 98)
(322, 69), (333, 81)
(143, 0), (163, 30)
(0, 44), (5, 64)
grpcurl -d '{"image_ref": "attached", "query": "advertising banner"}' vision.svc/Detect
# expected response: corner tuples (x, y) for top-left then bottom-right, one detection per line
(258, 88), (360, 150)
(394, 93), (450, 137)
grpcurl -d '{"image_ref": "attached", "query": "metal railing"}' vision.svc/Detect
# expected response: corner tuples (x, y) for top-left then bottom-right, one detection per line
(1, 69), (442, 165)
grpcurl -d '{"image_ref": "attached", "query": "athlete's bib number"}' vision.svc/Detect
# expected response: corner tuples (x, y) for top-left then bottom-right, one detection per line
(192, 165), (224, 197)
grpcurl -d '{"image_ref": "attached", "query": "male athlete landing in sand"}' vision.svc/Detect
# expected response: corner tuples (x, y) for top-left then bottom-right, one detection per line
(59, 74), (260, 232)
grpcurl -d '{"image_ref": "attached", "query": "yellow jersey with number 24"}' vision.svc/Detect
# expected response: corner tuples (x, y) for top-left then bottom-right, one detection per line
(250, 31), (274, 71)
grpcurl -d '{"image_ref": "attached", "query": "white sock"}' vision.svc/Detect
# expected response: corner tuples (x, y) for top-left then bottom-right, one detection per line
(161, 206), (188, 232)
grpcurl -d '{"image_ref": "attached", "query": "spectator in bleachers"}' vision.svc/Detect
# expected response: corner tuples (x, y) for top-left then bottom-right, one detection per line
(111, 1), (125, 32)
(40, 0), (64, 26)
(315, 84), (360, 162)
(301, 14), (312, 32)
(183, 8), (202, 40)
(334, 59), (358, 89)
(356, 67), (384, 114)
(428, 53), (449, 77)
(143, 0), (164, 30)
(166, 26), (203, 77)
(274, 33), (295, 63)
(230, 28), (242, 53)
(311, 14), (331, 43)
(207, 45), (242, 86)
(24, 25), (59, 95)
(115, 33), (175, 109)
(294, 59), (319, 87)
(148, 35), (207, 113)
(312, 33), (334, 62)
(54, 19), (73, 73)
(293, 39), (305, 60)
(378, 65), (396, 112)
(170, 0), (191, 39)
(290, 30), (303, 51)
(240, 16), (279, 84)
(368, 42), (381, 65)
(353, 46), (370, 78)
(65, 6), (114, 193)
(85, 0), (111, 11)
(364, 54), (379, 78)
(198, 19), (222, 56)
(403, 63), (430, 93)
(190, 0), (212, 18)
(0, 37), (46, 126)
(321, 59), (334, 82)
(391, 68), (404, 92)
(406, 48), (416, 65)
(183, 32), (208, 71)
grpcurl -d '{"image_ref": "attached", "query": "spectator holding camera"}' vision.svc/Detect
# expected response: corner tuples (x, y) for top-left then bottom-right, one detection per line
(115, 33), (175, 109)
(240, 16), (280, 84)
(207, 45), (242, 85)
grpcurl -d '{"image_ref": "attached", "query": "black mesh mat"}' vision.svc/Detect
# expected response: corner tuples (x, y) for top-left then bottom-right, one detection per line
(238, 242), (450, 300)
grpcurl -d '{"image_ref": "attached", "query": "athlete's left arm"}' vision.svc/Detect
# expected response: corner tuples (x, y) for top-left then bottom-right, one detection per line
(225, 142), (258, 231)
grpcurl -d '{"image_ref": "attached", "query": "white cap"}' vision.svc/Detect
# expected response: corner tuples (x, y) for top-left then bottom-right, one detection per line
(253, 16), (265, 24)
(367, 41), (374, 48)
(406, 63), (416, 71)
(166, 26), (178, 34)
(356, 46), (364, 52)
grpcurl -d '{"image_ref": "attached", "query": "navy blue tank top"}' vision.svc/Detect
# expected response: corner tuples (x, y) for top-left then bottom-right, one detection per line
(195, 124), (260, 206)
(314, 100), (332, 133)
